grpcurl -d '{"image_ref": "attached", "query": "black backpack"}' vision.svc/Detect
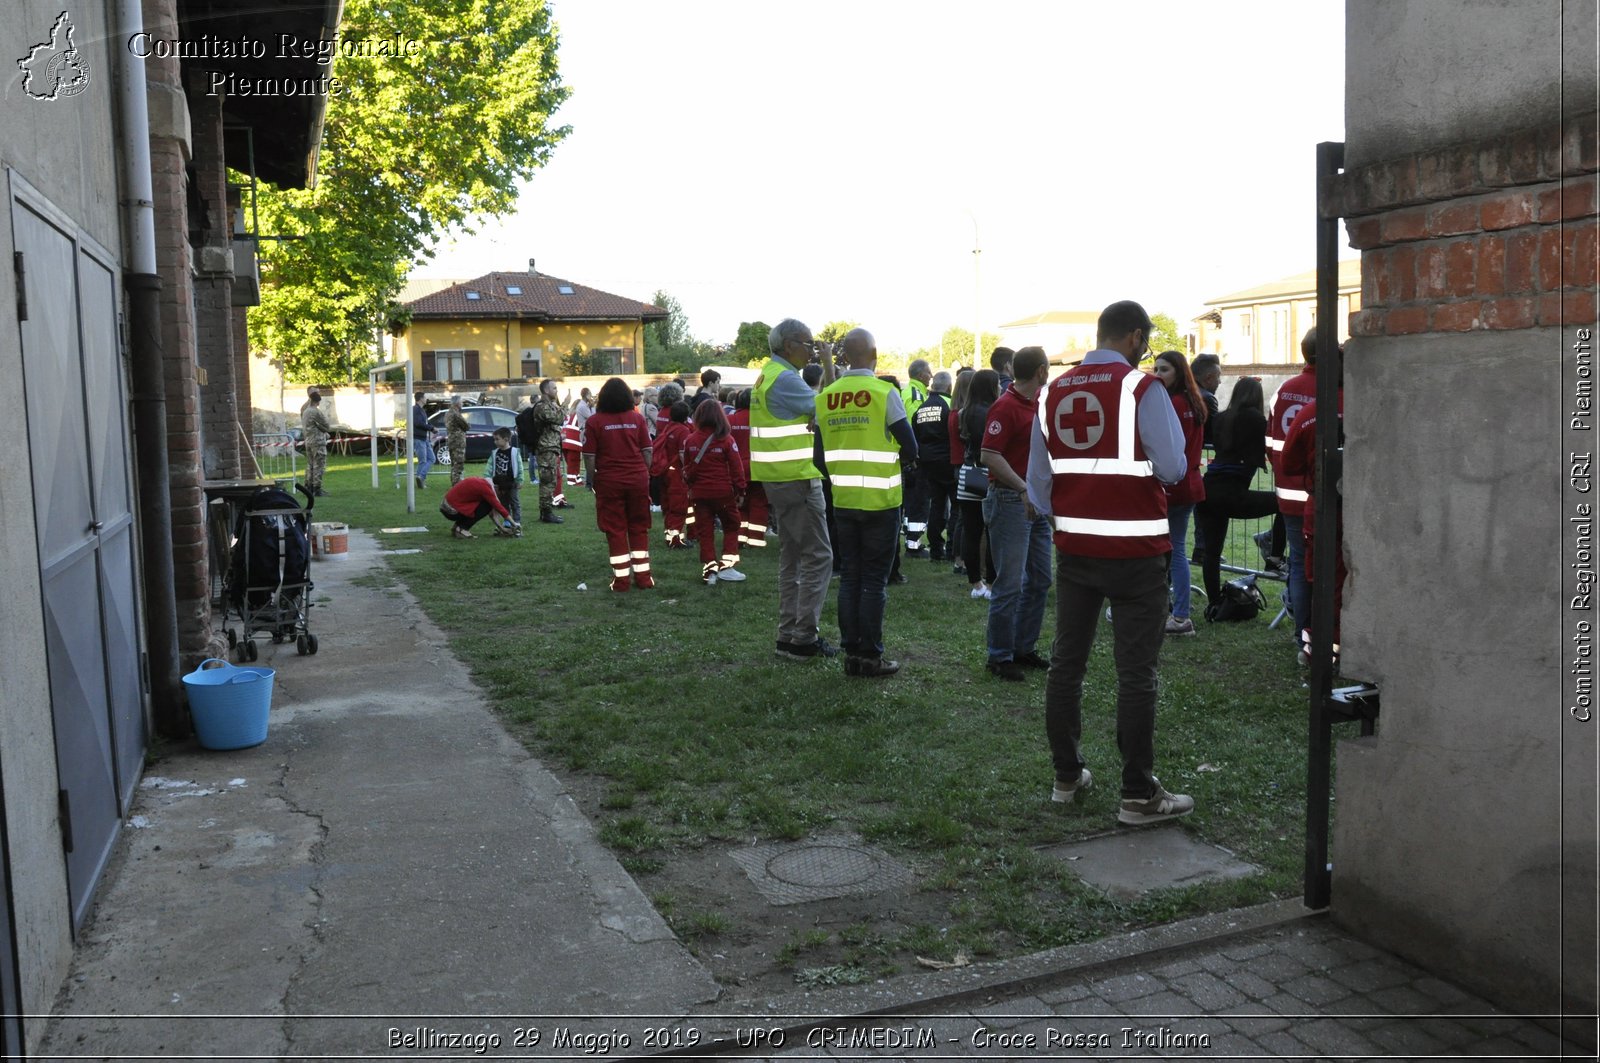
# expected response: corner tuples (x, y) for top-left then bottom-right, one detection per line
(1206, 574), (1266, 623)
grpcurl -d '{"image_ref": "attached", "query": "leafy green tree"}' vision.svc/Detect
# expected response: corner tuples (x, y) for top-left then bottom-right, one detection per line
(1147, 313), (1187, 362)
(936, 327), (1007, 368)
(816, 320), (859, 345)
(249, 0), (571, 382)
(731, 321), (772, 367)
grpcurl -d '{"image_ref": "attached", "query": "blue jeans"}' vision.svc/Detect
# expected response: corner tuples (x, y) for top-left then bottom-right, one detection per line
(835, 507), (899, 658)
(1167, 503), (1195, 619)
(1284, 513), (1308, 635)
(411, 437), (435, 480)
(982, 488), (1052, 662)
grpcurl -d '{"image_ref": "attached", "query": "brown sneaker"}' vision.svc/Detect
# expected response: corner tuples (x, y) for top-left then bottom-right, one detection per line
(1118, 780), (1194, 825)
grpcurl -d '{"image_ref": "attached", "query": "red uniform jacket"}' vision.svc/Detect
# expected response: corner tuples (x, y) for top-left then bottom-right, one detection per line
(1164, 390), (1206, 507)
(1270, 369), (1317, 517)
(681, 429), (747, 500)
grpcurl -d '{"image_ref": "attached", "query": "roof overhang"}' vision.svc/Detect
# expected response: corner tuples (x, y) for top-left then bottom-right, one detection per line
(178, 0), (345, 190)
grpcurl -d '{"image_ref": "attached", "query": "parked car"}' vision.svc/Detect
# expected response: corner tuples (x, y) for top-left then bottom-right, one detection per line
(427, 405), (520, 463)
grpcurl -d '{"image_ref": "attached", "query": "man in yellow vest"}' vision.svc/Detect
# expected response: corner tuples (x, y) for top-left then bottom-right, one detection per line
(816, 328), (919, 678)
(751, 319), (839, 659)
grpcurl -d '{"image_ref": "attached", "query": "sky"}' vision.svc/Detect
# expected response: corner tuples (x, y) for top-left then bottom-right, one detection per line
(414, 0), (1348, 353)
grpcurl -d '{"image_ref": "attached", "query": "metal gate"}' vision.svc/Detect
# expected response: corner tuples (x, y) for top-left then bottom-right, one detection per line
(12, 174), (146, 931)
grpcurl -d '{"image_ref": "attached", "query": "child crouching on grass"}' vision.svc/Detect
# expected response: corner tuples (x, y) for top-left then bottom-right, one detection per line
(485, 427), (523, 536)
(682, 400), (748, 585)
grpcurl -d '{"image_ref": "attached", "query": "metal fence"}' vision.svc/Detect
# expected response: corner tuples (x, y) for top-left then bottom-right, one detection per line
(250, 433), (297, 485)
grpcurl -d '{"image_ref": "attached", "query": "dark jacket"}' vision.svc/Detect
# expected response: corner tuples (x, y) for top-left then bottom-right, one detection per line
(912, 391), (952, 466)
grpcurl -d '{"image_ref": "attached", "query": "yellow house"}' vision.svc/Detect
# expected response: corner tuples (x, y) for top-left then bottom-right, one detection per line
(1193, 259), (1362, 366)
(395, 268), (667, 382)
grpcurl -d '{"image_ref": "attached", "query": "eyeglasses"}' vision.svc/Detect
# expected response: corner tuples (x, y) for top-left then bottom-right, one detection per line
(787, 338), (817, 353)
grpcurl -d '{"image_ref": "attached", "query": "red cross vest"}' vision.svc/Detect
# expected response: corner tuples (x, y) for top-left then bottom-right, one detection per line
(1270, 369), (1317, 517)
(560, 413), (582, 451)
(1041, 360), (1169, 558)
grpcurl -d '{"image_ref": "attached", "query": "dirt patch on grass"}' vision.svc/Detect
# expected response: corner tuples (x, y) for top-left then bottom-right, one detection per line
(549, 766), (979, 1002)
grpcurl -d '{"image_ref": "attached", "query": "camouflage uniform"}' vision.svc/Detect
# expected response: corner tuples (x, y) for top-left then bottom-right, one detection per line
(300, 401), (332, 495)
(531, 396), (566, 515)
(446, 408), (470, 485)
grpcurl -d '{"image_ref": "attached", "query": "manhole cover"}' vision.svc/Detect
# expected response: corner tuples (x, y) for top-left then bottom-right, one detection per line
(730, 833), (915, 906)
(1041, 826), (1262, 900)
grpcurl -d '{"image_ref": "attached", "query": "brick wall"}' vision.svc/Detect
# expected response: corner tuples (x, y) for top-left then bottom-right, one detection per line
(1334, 111), (1598, 336)
(188, 86), (240, 480)
(144, 0), (222, 667)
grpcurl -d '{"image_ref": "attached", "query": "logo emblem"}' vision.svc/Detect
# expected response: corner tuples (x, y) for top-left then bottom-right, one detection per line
(1280, 403), (1305, 436)
(1053, 391), (1105, 450)
(986, 420), (1002, 436)
(18, 12), (91, 101)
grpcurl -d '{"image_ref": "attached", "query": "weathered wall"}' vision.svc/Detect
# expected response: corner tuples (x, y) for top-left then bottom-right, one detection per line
(1335, 0), (1598, 1018)
(0, 1), (125, 1046)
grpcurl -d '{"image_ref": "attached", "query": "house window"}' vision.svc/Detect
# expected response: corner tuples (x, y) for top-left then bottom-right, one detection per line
(435, 349), (466, 380)
(520, 349), (542, 377)
(590, 347), (623, 373)
(505, 285), (522, 295)
(1240, 316), (1252, 338)
(557, 285), (575, 295)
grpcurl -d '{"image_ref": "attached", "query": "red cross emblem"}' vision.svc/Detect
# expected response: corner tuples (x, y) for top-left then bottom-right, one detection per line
(1054, 391), (1105, 450)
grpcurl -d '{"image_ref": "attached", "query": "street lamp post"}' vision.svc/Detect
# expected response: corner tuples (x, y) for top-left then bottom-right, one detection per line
(967, 211), (982, 372)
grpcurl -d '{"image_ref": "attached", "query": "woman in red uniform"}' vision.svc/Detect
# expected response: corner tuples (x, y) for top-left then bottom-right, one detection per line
(582, 378), (654, 591)
(1152, 350), (1208, 636)
(682, 399), (748, 585)
(650, 401), (693, 548)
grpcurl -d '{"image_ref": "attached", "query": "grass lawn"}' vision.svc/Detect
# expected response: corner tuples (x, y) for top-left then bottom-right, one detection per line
(304, 452), (1320, 991)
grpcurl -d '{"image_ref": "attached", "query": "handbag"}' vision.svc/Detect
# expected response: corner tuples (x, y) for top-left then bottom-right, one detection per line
(956, 461), (989, 501)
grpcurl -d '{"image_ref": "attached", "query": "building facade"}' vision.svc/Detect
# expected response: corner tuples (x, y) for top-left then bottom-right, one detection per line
(395, 269), (666, 383)
(1331, 0), (1597, 1022)
(1194, 259), (1362, 365)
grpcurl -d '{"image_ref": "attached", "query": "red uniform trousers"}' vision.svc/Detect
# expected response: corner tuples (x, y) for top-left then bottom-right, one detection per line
(692, 495), (742, 577)
(564, 446), (581, 480)
(594, 477), (653, 589)
(738, 483), (769, 548)
(661, 468), (690, 546)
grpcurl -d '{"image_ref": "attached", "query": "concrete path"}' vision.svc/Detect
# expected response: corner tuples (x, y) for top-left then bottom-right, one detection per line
(38, 530), (718, 1059)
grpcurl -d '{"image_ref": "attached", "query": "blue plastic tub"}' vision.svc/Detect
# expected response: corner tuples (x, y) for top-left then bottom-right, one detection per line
(183, 658), (274, 750)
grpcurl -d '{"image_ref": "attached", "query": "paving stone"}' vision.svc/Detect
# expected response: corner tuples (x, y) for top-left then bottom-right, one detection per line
(1041, 827), (1262, 900)
(1255, 1029), (1316, 1056)
(1219, 967), (1279, 1000)
(1051, 993), (1118, 1017)
(1504, 1021), (1564, 1053)
(1195, 950), (1240, 975)
(1412, 974), (1474, 1007)
(971, 995), (1052, 1026)
(1280, 970), (1356, 1007)
(1279, 936), (1348, 970)
(1325, 935), (1383, 963)
(1258, 991), (1312, 1016)
(1327, 956), (1419, 993)
(1150, 957), (1202, 979)
(1244, 951), (1312, 982)
(1219, 939), (1275, 962)
(1368, 1018), (1447, 1056)
(1167, 971), (1247, 1010)
(1117, 990), (1198, 1017)
(1091, 972), (1163, 1003)
(1227, 1011), (1293, 1036)
(1206, 1030), (1268, 1055)
(1416, 1015), (1477, 1047)
(1363, 981), (1438, 1014)
(1294, 1016), (1384, 1056)
(1037, 981), (1094, 1005)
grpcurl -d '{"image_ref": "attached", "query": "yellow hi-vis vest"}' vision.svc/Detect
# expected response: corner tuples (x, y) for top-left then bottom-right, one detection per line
(750, 358), (820, 482)
(816, 375), (901, 511)
(900, 378), (927, 418)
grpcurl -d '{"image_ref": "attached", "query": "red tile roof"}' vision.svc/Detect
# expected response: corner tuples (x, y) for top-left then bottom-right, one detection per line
(404, 271), (668, 322)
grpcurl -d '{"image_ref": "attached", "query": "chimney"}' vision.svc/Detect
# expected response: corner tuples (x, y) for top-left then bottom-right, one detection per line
(527, 257), (536, 275)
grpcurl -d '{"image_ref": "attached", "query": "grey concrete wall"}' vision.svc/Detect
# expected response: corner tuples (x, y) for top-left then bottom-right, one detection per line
(1336, 330), (1597, 1014)
(0, 0), (127, 1045)
(1346, 0), (1599, 169)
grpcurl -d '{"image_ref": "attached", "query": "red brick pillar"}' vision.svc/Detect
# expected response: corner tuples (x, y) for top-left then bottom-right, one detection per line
(188, 81), (241, 480)
(1338, 114), (1598, 337)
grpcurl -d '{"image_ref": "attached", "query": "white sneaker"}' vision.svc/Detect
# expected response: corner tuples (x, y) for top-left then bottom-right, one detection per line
(970, 583), (991, 600)
(650, 504), (662, 513)
(1051, 767), (1092, 804)
(717, 568), (747, 582)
